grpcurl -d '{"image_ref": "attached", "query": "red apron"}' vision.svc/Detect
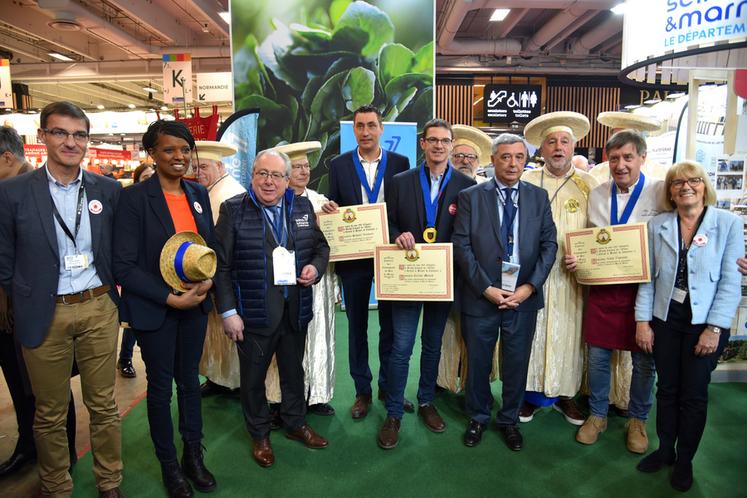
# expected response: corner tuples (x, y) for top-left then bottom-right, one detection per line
(584, 283), (640, 352)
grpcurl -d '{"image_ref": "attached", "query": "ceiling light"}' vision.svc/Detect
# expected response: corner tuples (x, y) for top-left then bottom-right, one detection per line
(219, 11), (230, 23)
(490, 9), (510, 22)
(96, 104), (105, 110)
(143, 86), (157, 93)
(127, 103), (136, 109)
(611, 3), (625, 15)
(48, 52), (74, 62)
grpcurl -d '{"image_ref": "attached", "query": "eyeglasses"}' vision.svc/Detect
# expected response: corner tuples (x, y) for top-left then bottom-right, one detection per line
(43, 128), (89, 143)
(424, 137), (453, 146)
(292, 163), (311, 170)
(670, 177), (703, 189)
(254, 170), (286, 180)
(451, 153), (478, 162)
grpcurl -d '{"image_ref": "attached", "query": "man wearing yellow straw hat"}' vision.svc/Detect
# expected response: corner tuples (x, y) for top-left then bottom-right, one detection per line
(520, 112), (599, 425)
(451, 124), (492, 183)
(194, 140), (246, 396)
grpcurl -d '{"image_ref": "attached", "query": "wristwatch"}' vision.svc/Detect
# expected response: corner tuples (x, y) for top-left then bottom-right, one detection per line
(707, 325), (722, 335)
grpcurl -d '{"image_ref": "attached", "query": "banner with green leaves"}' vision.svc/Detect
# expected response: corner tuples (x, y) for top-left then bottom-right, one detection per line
(231, 0), (434, 193)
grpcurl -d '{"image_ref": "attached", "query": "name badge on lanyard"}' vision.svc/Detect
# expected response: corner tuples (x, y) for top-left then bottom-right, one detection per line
(671, 287), (687, 304)
(64, 254), (89, 270)
(273, 247), (296, 285)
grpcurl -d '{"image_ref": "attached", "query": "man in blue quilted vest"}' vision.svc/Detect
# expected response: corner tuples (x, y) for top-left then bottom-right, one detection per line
(214, 149), (330, 468)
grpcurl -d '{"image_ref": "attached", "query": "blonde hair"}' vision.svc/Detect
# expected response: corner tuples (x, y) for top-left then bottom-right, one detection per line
(663, 160), (717, 210)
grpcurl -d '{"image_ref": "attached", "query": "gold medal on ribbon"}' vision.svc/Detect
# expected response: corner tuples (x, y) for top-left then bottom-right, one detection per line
(564, 198), (580, 213)
(423, 227), (437, 243)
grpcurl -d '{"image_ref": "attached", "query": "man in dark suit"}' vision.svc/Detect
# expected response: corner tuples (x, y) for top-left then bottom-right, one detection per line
(321, 105), (411, 419)
(453, 133), (557, 451)
(215, 150), (330, 468)
(377, 119), (476, 449)
(0, 102), (123, 497)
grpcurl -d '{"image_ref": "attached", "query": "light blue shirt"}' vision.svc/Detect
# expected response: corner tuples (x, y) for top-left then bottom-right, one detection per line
(46, 165), (103, 295)
(494, 178), (520, 264)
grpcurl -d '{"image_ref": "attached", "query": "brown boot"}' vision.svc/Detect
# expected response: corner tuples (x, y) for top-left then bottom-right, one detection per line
(626, 418), (649, 454)
(576, 416), (607, 445)
(351, 394), (372, 419)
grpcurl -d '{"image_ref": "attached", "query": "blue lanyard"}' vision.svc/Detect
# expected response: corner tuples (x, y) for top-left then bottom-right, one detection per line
(611, 172), (645, 225)
(249, 188), (294, 247)
(418, 162), (452, 229)
(352, 148), (388, 204)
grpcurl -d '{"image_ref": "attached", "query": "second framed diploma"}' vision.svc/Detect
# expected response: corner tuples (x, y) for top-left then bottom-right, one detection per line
(566, 222), (651, 285)
(317, 203), (389, 262)
(374, 243), (454, 301)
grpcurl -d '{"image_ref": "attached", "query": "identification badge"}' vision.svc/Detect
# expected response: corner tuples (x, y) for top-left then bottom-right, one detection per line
(500, 261), (520, 292)
(273, 247), (296, 286)
(64, 254), (89, 270)
(672, 287), (687, 304)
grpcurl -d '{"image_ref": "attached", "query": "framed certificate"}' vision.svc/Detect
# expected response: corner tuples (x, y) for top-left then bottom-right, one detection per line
(374, 243), (454, 301)
(566, 222), (650, 285)
(317, 203), (389, 262)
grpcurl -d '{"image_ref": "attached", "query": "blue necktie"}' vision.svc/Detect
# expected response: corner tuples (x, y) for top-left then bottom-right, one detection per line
(269, 204), (283, 243)
(500, 187), (515, 262)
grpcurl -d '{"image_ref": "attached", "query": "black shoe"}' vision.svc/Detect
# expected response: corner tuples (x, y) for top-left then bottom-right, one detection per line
(637, 449), (675, 473)
(200, 380), (231, 397)
(0, 447), (36, 477)
(378, 390), (415, 413)
(161, 461), (194, 498)
(671, 460), (694, 492)
(307, 403), (336, 416)
(181, 442), (216, 493)
(498, 425), (523, 451)
(269, 404), (283, 430)
(463, 420), (487, 447)
(117, 359), (136, 378)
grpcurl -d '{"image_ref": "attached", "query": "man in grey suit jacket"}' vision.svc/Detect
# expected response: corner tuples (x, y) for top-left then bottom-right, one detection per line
(0, 102), (123, 497)
(453, 133), (557, 451)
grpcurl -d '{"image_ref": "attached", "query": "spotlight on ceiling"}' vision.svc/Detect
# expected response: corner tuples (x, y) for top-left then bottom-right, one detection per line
(48, 52), (74, 62)
(127, 103), (136, 109)
(96, 104), (105, 110)
(490, 9), (510, 22)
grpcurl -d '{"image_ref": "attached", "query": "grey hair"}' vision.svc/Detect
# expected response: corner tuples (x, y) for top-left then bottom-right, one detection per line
(0, 126), (25, 159)
(254, 149), (292, 177)
(491, 133), (528, 156)
(606, 129), (647, 156)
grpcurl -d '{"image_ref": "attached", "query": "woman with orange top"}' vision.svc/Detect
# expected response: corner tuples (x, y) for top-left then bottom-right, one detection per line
(113, 121), (216, 498)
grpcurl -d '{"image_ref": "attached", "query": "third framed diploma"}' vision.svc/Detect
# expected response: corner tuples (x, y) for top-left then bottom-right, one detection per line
(374, 243), (453, 301)
(566, 222), (651, 285)
(317, 203), (389, 262)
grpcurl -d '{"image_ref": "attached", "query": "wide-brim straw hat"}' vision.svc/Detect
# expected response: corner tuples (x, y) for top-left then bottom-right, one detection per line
(272, 141), (322, 162)
(597, 111), (661, 132)
(524, 111), (590, 147)
(194, 141), (238, 161)
(452, 125), (493, 166)
(159, 231), (217, 292)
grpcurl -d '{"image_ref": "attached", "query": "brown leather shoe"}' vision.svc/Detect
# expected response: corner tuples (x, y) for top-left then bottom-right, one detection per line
(286, 424), (328, 449)
(377, 417), (400, 449)
(99, 487), (124, 498)
(418, 404), (446, 433)
(252, 438), (274, 468)
(351, 394), (373, 419)
(553, 398), (585, 426)
(378, 390), (414, 413)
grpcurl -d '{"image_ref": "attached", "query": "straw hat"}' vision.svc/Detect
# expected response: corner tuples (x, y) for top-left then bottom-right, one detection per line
(272, 141), (322, 162)
(597, 111), (661, 132)
(452, 125), (493, 166)
(194, 141), (238, 161)
(523, 111), (590, 147)
(159, 231), (217, 292)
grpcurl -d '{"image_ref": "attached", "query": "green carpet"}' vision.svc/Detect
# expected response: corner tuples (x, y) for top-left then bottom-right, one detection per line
(72, 310), (747, 497)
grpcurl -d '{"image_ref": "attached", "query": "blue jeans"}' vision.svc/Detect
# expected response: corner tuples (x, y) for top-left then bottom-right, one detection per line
(118, 328), (137, 361)
(385, 301), (451, 419)
(588, 346), (656, 420)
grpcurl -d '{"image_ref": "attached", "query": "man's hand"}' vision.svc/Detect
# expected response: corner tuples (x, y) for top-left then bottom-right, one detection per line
(297, 265), (319, 287)
(395, 232), (416, 250)
(223, 314), (244, 342)
(501, 283), (534, 309)
(483, 286), (513, 307)
(166, 286), (207, 310)
(564, 254), (578, 272)
(321, 200), (339, 214)
(635, 321), (654, 354)
(738, 257), (747, 276)
(182, 279), (213, 296)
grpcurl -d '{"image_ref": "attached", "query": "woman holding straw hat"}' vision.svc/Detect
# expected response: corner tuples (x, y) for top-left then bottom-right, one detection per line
(113, 120), (217, 498)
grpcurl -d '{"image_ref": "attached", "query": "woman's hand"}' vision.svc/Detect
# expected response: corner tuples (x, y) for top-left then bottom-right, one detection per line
(166, 286), (207, 310)
(564, 254), (578, 272)
(636, 321), (654, 354)
(694, 328), (720, 356)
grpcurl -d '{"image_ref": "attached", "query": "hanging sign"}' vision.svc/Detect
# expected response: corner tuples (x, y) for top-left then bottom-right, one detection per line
(484, 84), (541, 123)
(196, 72), (233, 102)
(162, 54), (192, 104)
(0, 59), (12, 108)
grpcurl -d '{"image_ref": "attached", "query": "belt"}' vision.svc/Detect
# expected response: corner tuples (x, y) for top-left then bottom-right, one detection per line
(56, 284), (111, 305)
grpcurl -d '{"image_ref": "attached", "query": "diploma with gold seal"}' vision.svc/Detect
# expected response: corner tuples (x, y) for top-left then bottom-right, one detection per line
(566, 222), (650, 285)
(374, 243), (454, 301)
(317, 203), (389, 262)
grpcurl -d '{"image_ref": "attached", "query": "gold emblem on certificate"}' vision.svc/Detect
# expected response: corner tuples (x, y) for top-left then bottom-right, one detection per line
(342, 208), (356, 223)
(595, 228), (611, 245)
(404, 249), (419, 262)
(423, 227), (437, 243)
(374, 243), (454, 301)
(564, 198), (580, 213)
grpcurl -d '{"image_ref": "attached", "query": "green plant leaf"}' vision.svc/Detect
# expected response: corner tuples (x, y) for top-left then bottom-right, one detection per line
(258, 19), (306, 91)
(384, 73), (431, 111)
(397, 86), (433, 124)
(329, 0), (352, 25)
(309, 71), (349, 137)
(342, 67), (375, 112)
(330, 25), (368, 54)
(333, 1), (394, 57)
(378, 43), (414, 88)
(412, 41), (434, 75)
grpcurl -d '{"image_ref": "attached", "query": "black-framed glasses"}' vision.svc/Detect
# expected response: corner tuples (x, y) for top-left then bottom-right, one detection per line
(451, 152), (478, 162)
(43, 128), (89, 143)
(670, 177), (703, 189)
(254, 170), (286, 180)
(424, 137), (453, 146)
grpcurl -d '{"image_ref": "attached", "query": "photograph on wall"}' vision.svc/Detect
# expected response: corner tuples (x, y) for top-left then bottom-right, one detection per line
(230, 0), (434, 193)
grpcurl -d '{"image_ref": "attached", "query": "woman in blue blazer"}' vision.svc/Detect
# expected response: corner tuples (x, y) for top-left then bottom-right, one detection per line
(634, 161), (742, 492)
(113, 121), (217, 498)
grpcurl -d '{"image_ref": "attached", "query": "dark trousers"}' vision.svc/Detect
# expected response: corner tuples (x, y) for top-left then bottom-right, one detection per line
(134, 309), (207, 463)
(462, 310), (537, 426)
(652, 321), (729, 463)
(339, 270), (394, 396)
(118, 328), (137, 362)
(237, 307), (307, 440)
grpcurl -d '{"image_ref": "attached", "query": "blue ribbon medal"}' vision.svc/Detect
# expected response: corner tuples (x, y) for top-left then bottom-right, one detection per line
(611, 172), (645, 225)
(352, 148), (388, 204)
(418, 162), (452, 243)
